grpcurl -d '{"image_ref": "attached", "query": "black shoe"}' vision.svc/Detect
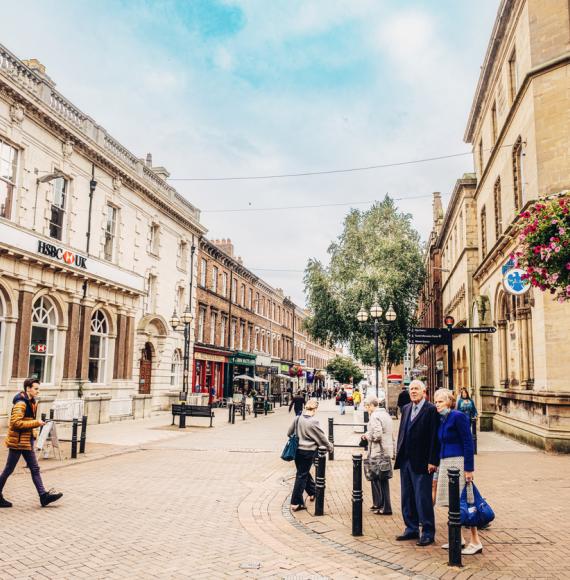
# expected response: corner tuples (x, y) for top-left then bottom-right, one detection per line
(369, 505), (380, 511)
(40, 489), (63, 507)
(396, 532), (419, 541)
(416, 537), (435, 547)
(0, 494), (12, 508)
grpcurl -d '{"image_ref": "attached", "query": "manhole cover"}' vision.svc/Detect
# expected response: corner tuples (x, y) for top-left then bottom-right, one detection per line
(483, 528), (552, 545)
(240, 562), (262, 570)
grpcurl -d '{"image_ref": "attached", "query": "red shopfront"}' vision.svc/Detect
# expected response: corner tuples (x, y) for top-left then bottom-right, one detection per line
(192, 347), (227, 402)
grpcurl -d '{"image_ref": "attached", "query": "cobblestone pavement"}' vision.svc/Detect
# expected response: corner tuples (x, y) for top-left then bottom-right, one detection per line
(0, 400), (568, 579)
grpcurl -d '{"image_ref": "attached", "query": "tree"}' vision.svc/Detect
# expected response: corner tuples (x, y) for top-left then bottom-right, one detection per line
(326, 356), (364, 385)
(304, 196), (424, 390)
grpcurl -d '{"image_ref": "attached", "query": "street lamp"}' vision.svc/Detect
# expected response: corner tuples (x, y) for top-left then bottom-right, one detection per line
(357, 302), (397, 399)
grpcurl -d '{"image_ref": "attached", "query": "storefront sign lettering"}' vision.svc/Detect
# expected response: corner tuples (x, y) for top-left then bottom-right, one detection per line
(37, 240), (87, 269)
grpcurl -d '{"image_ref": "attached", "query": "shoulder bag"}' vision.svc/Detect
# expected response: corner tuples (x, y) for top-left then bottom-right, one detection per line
(460, 482), (495, 528)
(363, 432), (393, 481)
(281, 417), (300, 462)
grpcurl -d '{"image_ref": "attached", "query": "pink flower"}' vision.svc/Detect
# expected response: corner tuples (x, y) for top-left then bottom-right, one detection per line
(559, 228), (566, 235)
(566, 263), (570, 270)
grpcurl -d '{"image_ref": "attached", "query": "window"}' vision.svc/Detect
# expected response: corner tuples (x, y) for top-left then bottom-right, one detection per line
(222, 272), (228, 297)
(240, 284), (245, 307)
(491, 101), (498, 144)
(508, 49), (518, 102)
(198, 307), (206, 342)
(146, 274), (157, 313)
(210, 311), (217, 344)
(200, 258), (207, 287)
(49, 177), (67, 240)
(481, 206), (488, 258)
(177, 240), (188, 270)
(255, 293), (260, 313)
(0, 138), (17, 220)
(149, 223), (160, 255)
(512, 137), (524, 211)
(220, 316), (227, 347)
(248, 288), (253, 310)
(240, 322), (245, 351)
(89, 310), (108, 383)
(104, 205), (117, 261)
(212, 266), (218, 293)
(170, 349), (182, 388)
(232, 279), (237, 303)
(247, 325), (252, 351)
(478, 139), (484, 175)
(230, 319), (236, 349)
(29, 297), (57, 384)
(494, 178), (502, 238)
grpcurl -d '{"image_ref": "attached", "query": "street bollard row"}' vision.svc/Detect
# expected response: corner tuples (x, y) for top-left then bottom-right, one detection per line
(40, 413), (88, 459)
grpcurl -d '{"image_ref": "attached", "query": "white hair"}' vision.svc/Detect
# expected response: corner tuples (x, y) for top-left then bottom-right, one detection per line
(409, 379), (427, 391)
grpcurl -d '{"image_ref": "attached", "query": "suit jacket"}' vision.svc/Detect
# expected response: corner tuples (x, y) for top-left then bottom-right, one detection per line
(394, 400), (440, 474)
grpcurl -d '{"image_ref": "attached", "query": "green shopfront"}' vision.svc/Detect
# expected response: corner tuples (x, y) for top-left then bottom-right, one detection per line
(225, 351), (256, 397)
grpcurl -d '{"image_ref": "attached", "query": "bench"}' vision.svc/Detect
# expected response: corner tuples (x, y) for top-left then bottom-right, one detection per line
(171, 404), (214, 428)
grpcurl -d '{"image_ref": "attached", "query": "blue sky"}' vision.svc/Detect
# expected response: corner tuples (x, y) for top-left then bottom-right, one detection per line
(1, 0), (499, 303)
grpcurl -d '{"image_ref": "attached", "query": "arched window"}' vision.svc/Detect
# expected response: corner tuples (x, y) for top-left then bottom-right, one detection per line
(29, 297), (57, 383)
(89, 310), (109, 383)
(170, 349), (182, 388)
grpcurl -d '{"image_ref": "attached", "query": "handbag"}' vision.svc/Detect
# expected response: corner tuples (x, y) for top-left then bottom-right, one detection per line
(281, 417), (300, 462)
(460, 482), (495, 527)
(363, 437), (392, 481)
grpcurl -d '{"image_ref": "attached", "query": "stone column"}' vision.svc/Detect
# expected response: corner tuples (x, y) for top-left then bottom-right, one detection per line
(63, 300), (82, 379)
(77, 303), (94, 381)
(519, 308), (529, 385)
(124, 315), (135, 379)
(113, 313), (127, 379)
(12, 287), (34, 379)
(498, 320), (508, 387)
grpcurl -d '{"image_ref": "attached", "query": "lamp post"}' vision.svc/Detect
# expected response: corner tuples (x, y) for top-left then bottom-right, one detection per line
(357, 303), (397, 400)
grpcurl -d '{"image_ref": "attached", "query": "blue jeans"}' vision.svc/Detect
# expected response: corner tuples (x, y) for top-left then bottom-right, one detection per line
(0, 447), (46, 496)
(339, 401), (346, 414)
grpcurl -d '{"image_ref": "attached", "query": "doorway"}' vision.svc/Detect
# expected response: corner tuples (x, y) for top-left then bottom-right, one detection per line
(139, 343), (153, 394)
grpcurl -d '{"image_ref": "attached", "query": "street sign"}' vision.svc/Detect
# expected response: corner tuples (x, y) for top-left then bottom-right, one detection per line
(408, 327), (448, 337)
(451, 326), (497, 334)
(408, 336), (449, 345)
(408, 327), (449, 344)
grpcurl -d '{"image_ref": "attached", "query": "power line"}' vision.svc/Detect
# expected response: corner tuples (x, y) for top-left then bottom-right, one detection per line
(168, 151), (472, 182)
(250, 268), (305, 273)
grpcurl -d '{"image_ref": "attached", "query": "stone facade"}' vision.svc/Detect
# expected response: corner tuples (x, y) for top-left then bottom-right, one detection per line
(464, 0), (570, 451)
(0, 45), (206, 424)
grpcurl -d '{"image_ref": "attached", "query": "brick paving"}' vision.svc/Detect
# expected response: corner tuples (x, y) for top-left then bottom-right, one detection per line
(0, 400), (567, 579)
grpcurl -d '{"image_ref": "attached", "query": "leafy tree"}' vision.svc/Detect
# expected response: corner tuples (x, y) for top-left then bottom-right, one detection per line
(304, 196), (424, 389)
(326, 356), (364, 385)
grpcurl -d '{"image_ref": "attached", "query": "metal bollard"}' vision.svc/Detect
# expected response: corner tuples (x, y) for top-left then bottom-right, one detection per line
(71, 418), (78, 459)
(352, 454), (363, 536)
(328, 417), (335, 461)
(471, 418), (478, 455)
(228, 403), (233, 423)
(264, 400), (268, 416)
(80, 415), (87, 454)
(254, 403), (258, 418)
(315, 446), (327, 516)
(447, 467), (462, 567)
(363, 410), (369, 424)
(242, 402), (246, 421)
(179, 402), (186, 429)
(232, 404), (236, 424)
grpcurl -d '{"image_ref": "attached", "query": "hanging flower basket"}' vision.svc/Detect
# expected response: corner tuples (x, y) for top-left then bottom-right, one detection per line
(513, 194), (570, 301)
(289, 365), (303, 378)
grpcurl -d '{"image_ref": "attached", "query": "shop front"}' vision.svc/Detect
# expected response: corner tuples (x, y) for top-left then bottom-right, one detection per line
(192, 346), (229, 402)
(255, 354), (272, 397)
(225, 351), (256, 397)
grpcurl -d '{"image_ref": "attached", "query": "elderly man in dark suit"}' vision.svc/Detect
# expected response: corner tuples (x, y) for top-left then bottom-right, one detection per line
(394, 380), (440, 546)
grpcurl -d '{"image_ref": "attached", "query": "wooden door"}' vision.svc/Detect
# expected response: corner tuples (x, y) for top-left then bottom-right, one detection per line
(139, 343), (152, 394)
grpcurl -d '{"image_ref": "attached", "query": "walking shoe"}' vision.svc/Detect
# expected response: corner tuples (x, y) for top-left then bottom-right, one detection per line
(441, 541), (466, 549)
(461, 543), (483, 555)
(0, 494), (12, 508)
(40, 489), (63, 507)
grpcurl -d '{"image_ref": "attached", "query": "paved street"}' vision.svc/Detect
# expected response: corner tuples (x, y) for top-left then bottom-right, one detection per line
(1, 400), (569, 579)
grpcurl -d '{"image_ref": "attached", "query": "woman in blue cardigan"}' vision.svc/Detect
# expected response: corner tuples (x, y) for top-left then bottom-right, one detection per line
(434, 389), (482, 556)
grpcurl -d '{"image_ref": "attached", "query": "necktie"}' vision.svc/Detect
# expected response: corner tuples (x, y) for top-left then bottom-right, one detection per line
(411, 405), (419, 421)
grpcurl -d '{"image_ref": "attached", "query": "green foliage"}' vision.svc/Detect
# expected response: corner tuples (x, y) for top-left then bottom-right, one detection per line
(325, 356), (364, 385)
(304, 196), (424, 366)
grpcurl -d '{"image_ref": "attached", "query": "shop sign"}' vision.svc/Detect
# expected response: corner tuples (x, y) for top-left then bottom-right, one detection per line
(256, 365), (270, 375)
(194, 352), (226, 363)
(231, 357), (255, 366)
(37, 240), (87, 269)
(30, 343), (47, 353)
(280, 364), (290, 372)
(256, 355), (272, 366)
(503, 268), (530, 295)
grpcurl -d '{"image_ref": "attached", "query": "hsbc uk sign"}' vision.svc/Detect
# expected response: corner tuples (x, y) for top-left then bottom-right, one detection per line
(37, 240), (87, 270)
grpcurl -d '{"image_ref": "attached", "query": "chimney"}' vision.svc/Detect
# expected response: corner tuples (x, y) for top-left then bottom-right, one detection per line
(212, 238), (235, 258)
(145, 153), (152, 167)
(432, 192), (443, 231)
(22, 59), (55, 86)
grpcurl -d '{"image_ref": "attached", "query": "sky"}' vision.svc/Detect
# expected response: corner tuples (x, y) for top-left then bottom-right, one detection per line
(1, 0), (499, 304)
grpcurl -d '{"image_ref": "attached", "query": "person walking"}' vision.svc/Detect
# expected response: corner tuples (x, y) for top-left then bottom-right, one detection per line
(434, 388), (482, 555)
(397, 385), (411, 417)
(456, 388), (478, 421)
(352, 388), (362, 411)
(338, 388), (347, 415)
(289, 391), (305, 416)
(362, 394), (393, 515)
(0, 379), (63, 508)
(394, 380), (440, 546)
(287, 399), (333, 511)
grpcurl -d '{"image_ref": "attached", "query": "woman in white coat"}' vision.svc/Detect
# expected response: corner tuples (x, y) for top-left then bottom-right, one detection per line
(362, 394), (394, 515)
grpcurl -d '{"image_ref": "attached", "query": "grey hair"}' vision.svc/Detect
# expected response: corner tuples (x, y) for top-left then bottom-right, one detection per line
(409, 379), (427, 391)
(364, 395), (379, 407)
(434, 388), (455, 407)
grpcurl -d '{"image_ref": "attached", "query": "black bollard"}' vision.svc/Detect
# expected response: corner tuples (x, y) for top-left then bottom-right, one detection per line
(264, 399), (268, 416)
(254, 403), (258, 418)
(471, 418), (478, 455)
(315, 446), (327, 516)
(363, 410), (369, 424)
(228, 403), (233, 423)
(80, 415), (87, 454)
(232, 403), (236, 424)
(179, 402), (186, 429)
(447, 467), (462, 567)
(328, 417), (335, 461)
(71, 418), (78, 459)
(352, 454), (363, 536)
(242, 402), (246, 420)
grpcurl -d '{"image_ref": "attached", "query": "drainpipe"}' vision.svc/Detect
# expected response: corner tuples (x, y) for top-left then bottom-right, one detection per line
(83, 165), (97, 299)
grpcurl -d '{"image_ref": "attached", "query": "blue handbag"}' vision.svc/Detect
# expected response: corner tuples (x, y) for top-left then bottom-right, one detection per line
(281, 417), (300, 462)
(460, 482), (495, 528)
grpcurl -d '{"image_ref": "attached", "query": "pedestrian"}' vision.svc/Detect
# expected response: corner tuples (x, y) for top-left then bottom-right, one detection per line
(289, 391), (305, 416)
(456, 388), (478, 422)
(287, 398), (333, 511)
(338, 387), (347, 415)
(434, 388), (482, 555)
(397, 384), (411, 417)
(362, 394), (393, 515)
(394, 379), (440, 546)
(0, 379), (63, 508)
(352, 388), (362, 411)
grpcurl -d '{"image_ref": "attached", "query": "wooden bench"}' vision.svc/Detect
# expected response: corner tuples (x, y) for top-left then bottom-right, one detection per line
(171, 403), (214, 428)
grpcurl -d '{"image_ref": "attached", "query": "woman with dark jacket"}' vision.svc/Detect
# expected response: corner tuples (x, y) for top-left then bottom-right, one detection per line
(0, 379), (63, 508)
(288, 392), (305, 416)
(434, 388), (481, 555)
(287, 399), (333, 511)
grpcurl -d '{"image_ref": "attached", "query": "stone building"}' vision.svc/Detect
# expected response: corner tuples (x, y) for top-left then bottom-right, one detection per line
(464, 0), (570, 451)
(0, 45), (205, 425)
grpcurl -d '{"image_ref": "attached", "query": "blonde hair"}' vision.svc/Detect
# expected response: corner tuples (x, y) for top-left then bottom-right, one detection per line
(434, 388), (456, 408)
(305, 398), (319, 411)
